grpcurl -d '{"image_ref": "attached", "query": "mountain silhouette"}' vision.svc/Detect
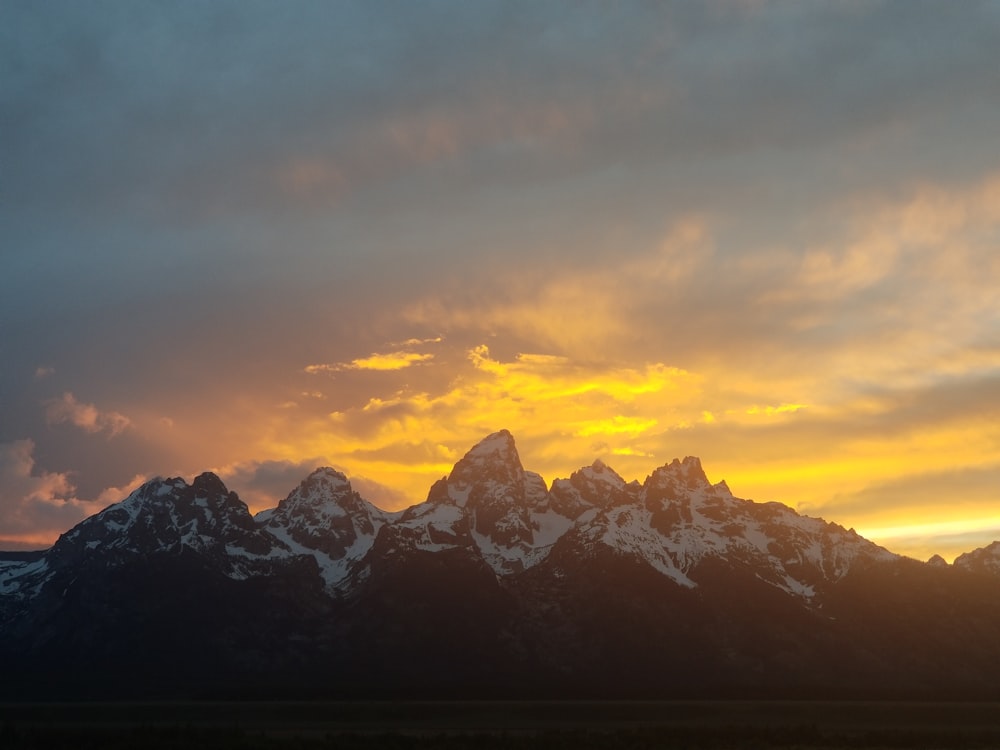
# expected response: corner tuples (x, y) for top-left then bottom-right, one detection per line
(3, 430), (1000, 699)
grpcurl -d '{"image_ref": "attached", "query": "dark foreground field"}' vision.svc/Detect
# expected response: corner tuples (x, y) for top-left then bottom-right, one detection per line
(3, 701), (1000, 749)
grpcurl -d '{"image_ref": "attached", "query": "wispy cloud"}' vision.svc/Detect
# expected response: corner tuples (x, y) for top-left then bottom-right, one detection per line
(305, 351), (435, 374)
(45, 393), (131, 437)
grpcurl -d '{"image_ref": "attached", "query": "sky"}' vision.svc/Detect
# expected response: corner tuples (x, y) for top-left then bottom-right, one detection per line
(3, 1), (1000, 562)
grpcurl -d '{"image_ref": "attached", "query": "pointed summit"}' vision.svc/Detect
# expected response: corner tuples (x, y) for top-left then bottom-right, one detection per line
(646, 455), (711, 494)
(467, 428), (517, 457)
(395, 431), (570, 575)
(257, 467), (392, 589)
(269, 467), (354, 514)
(447, 429), (525, 494)
(455, 428), (520, 465)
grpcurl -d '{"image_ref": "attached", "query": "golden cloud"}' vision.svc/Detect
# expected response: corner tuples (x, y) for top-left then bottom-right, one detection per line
(98, 174), (1000, 560)
(305, 351), (434, 374)
(572, 416), (659, 438)
(745, 403), (807, 416)
(287, 344), (704, 506)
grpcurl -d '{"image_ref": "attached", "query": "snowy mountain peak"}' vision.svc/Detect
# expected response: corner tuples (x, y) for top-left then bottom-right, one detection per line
(260, 468), (354, 521)
(82, 474), (253, 537)
(646, 455), (711, 493)
(0, 433), (937, 617)
(306, 465), (351, 484)
(387, 431), (576, 575)
(462, 428), (517, 463)
(548, 458), (632, 513)
(41, 474), (275, 581)
(580, 459), (626, 489)
(466, 428), (517, 458)
(279, 467), (352, 504)
(444, 429), (526, 503)
(954, 541), (1000, 575)
(257, 466), (391, 590)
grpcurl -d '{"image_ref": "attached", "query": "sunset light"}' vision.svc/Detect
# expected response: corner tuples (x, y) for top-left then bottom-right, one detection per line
(3, 1), (999, 570)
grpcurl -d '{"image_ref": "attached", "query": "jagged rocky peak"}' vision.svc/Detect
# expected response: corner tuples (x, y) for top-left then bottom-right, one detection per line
(77, 472), (254, 538)
(257, 466), (386, 536)
(642, 455), (733, 497)
(191, 471), (231, 498)
(190, 472), (259, 525)
(268, 467), (356, 514)
(391, 430), (574, 574)
(258, 466), (390, 571)
(579, 459), (626, 490)
(467, 428), (518, 458)
(300, 465), (351, 490)
(643, 456), (720, 503)
(550, 458), (634, 513)
(46, 472), (265, 570)
(299, 466), (351, 491)
(652, 456), (710, 487)
(445, 430), (537, 546)
(447, 429), (525, 492)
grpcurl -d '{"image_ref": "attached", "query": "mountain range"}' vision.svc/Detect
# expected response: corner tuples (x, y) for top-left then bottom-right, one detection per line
(3, 430), (1000, 699)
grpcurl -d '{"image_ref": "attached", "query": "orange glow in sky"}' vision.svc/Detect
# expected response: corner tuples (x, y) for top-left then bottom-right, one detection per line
(3, 3), (1000, 564)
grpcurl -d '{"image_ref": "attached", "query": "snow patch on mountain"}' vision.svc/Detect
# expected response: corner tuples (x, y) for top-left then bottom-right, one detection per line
(0, 430), (914, 608)
(257, 467), (396, 589)
(954, 541), (1000, 575)
(34, 473), (294, 582)
(566, 454), (896, 599)
(386, 431), (585, 575)
(0, 557), (50, 598)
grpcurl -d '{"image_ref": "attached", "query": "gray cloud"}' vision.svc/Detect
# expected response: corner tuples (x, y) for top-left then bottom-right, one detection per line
(4, 1), (1000, 552)
(219, 455), (414, 513)
(218, 456), (332, 513)
(9, 2), (997, 224)
(0, 440), (106, 546)
(45, 392), (131, 436)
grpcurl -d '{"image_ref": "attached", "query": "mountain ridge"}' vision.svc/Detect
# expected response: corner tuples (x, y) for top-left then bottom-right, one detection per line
(0, 429), (983, 566)
(3, 429), (1000, 700)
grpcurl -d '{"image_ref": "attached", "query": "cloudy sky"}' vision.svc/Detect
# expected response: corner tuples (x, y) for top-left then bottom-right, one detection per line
(3, 1), (1000, 561)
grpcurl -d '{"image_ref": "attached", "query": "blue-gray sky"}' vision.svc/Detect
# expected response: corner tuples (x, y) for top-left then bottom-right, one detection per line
(3, 0), (1000, 560)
